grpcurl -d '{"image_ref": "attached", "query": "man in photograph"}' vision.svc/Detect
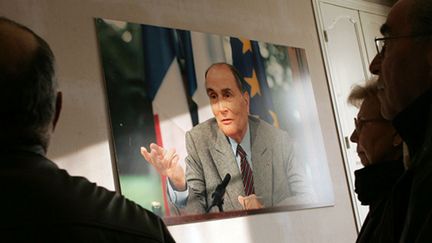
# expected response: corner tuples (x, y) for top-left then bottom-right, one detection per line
(142, 63), (312, 214)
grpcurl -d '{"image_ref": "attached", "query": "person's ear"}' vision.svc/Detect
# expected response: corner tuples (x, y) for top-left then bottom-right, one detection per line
(243, 91), (250, 112)
(393, 133), (403, 147)
(53, 91), (62, 131)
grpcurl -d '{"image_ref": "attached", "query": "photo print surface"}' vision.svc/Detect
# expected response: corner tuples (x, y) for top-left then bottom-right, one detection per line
(95, 18), (334, 224)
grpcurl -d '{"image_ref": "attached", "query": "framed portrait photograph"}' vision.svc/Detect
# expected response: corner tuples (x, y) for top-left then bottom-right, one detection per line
(95, 18), (334, 224)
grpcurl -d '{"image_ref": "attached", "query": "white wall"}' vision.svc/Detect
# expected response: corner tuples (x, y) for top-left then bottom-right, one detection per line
(0, 0), (357, 242)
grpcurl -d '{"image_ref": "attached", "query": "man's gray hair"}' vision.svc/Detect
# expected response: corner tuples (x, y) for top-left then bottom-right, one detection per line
(0, 17), (57, 151)
(347, 78), (380, 108)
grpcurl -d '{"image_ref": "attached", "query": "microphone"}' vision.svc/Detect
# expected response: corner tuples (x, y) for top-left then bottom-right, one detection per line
(206, 173), (231, 213)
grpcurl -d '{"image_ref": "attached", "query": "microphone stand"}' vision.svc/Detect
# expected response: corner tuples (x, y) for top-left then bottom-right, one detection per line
(206, 195), (224, 213)
(206, 173), (231, 213)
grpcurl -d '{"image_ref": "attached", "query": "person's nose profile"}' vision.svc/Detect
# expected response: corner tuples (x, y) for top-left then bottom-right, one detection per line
(369, 54), (382, 75)
(350, 129), (358, 143)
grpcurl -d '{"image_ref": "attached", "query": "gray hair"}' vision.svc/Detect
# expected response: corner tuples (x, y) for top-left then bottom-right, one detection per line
(347, 78), (380, 108)
(0, 17), (57, 151)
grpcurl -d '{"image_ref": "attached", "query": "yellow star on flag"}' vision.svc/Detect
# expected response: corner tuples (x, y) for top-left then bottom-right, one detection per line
(244, 70), (261, 97)
(240, 38), (252, 54)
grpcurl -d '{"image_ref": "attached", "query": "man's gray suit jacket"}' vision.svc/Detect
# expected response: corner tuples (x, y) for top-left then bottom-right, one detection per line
(183, 116), (310, 214)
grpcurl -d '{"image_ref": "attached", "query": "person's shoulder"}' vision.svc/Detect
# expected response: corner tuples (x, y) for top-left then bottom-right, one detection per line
(188, 118), (218, 135)
(1, 152), (174, 242)
(53, 170), (174, 241)
(250, 116), (287, 136)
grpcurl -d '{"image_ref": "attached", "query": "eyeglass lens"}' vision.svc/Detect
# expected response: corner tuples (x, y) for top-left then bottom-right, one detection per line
(375, 39), (385, 55)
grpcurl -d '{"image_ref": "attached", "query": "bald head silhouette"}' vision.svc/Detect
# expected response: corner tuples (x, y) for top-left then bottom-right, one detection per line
(0, 18), (37, 76)
(0, 17), (60, 152)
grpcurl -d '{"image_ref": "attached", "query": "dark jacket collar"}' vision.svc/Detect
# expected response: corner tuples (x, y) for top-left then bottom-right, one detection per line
(354, 160), (404, 208)
(1, 144), (45, 156)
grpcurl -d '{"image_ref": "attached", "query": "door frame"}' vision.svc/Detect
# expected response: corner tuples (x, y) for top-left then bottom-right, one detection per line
(311, 0), (390, 230)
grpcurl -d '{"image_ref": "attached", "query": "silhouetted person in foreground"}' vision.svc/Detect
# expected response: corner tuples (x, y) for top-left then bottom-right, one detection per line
(0, 17), (175, 242)
(369, 0), (432, 241)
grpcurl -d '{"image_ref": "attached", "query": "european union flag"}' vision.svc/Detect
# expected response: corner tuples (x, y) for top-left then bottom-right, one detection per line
(230, 38), (279, 127)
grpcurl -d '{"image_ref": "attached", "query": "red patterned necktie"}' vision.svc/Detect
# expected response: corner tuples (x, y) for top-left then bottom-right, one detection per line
(236, 145), (255, 196)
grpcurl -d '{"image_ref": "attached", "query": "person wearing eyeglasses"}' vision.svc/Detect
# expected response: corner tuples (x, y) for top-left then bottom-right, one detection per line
(348, 79), (404, 243)
(368, 0), (432, 242)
